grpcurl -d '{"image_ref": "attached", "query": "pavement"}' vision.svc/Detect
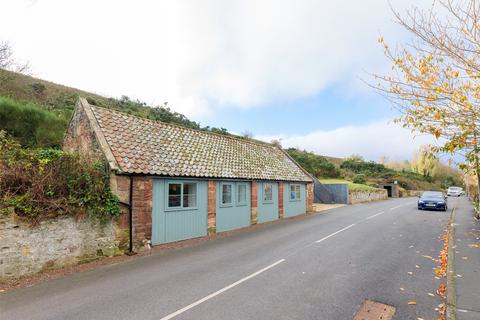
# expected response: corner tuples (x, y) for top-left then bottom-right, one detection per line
(0, 197), (456, 319)
(452, 197), (480, 320)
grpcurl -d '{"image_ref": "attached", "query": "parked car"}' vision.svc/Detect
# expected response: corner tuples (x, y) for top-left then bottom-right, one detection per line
(418, 191), (448, 211)
(447, 186), (463, 197)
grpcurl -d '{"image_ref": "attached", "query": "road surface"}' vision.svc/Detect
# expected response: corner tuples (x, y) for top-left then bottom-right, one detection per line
(1, 197), (457, 319)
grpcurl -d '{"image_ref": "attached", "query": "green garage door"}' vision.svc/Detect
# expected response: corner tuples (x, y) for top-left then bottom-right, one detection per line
(216, 181), (251, 232)
(284, 183), (306, 217)
(152, 179), (208, 245)
(257, 182), (279, 223)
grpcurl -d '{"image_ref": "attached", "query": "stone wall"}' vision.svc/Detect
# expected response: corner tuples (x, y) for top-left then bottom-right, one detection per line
(207, 180), (216, 234)
(306, 182), (314, 213)
(278, 182), (284, 219)
(349, 189), (388, 204)
(131, 176), (153, 248)
(0, 215), (125, 280)
(63, 99), (105, 162)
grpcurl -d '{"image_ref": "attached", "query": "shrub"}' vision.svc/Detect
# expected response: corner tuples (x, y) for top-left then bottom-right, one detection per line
(286, 148), (341, 178)
(352, 174), (366, 184)
(0, 96), (68, 148)
(0, 131), (119, 224)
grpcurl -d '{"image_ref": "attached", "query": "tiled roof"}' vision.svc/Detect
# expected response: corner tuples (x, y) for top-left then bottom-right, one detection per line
(87, 103), (312, 182)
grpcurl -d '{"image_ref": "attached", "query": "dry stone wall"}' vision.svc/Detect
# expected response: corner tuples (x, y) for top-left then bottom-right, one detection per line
(0, 215), (125, 280)
(349, 189), (388, 204)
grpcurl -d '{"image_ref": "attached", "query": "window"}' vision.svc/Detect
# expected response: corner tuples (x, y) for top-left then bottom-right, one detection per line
(183, 183), (197, 208)
(221, 183), (233, 206)
(167, 182), (197, 209)
(290, 184), (301, 201)
(263, 183), (273, 203)
(237, 183), (247, 205)
(168, 183), (182, 208)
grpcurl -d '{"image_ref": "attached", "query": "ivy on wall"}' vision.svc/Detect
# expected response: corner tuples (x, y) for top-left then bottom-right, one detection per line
(0, 131), (120, 224)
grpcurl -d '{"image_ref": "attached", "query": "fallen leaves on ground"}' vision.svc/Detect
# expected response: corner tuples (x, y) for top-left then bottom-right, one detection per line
(408, 301), (417, 305)
(433, 225), (450, 320)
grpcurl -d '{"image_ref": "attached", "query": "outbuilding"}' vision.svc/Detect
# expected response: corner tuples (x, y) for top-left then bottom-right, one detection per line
(64, 98), (314, 249)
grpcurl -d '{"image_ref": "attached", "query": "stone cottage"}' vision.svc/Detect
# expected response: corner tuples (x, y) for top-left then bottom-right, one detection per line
(64, 98), (314, 251)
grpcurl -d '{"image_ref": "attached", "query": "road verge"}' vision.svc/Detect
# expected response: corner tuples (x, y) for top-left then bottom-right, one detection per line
(446, 204), (457, 320)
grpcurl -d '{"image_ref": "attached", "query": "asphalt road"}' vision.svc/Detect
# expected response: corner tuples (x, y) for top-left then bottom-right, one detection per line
(1, 197), (457, 320)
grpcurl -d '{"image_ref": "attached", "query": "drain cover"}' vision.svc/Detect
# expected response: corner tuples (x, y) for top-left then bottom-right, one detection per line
(353, 300), (396, 320)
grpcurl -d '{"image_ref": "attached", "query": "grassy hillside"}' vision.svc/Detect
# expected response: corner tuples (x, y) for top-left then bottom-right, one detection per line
(0, 69), (230, 147)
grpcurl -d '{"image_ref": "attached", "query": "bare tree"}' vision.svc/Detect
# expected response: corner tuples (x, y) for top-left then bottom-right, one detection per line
(0, 41), (29, 73)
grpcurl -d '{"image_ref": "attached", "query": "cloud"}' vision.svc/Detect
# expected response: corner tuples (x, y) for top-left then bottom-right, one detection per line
(256, 120), (438, 161)
(0, 0), (430, 117)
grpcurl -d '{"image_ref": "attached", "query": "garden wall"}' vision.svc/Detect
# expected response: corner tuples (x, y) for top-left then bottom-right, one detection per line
(349, 189), (388, 204)
(0, 215), (127, 280)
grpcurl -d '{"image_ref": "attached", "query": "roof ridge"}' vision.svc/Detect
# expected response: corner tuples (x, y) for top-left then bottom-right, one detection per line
(88, 102), (277, 149)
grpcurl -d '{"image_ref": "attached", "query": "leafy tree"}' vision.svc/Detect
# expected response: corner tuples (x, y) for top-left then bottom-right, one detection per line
(411, 145), (440, 179)
(373, 0), (480, 198)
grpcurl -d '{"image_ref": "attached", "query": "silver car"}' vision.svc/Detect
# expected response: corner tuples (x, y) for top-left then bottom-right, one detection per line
(447, 186), (463, 197)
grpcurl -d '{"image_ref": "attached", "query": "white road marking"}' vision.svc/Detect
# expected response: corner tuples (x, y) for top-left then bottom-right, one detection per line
(159, 259), (285, 320)
(365, 211), (385, 220)
(315, 224), (355, 243)
(389, 205), (402, 210)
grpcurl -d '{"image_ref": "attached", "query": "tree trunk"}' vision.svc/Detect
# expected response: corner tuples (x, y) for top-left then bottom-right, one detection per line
(474, 129), (480, 203)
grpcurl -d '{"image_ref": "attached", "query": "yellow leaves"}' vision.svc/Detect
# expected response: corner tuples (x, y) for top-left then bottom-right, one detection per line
(434, 128), (443, 139)
(443, 82), (449, 90)
(452, 71), (459, 77)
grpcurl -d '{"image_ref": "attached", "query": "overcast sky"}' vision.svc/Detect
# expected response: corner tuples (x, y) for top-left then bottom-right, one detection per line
(0, 0), (436, 161)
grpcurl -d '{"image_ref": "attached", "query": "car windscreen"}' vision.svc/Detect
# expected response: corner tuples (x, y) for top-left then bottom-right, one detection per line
(422, 192), (444, 198)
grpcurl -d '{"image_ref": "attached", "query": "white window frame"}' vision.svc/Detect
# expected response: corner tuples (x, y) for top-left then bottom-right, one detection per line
(220, 182), (234, 207)
(263, 183), (273, 203)
(289, 184), (301, 201)
(166, 181), (198, 210)
(236, 183), (248, 206)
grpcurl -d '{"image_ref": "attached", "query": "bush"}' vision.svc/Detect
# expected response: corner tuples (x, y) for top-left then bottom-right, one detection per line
(352, 174), (366, 184)
(0, 96), (68, 148)
(0, 131), (119, 224)
(286, 148), (341, 178)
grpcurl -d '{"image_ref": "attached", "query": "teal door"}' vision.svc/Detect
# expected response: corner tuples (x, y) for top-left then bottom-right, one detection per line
(284, 183), (307, 217)
(216, 181), (251, 232)
(257, 182), (279, 223)
(152, 179), (208, 245)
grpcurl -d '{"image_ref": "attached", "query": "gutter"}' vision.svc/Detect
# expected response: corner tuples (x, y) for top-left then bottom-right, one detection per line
(119, 175), (136, 255)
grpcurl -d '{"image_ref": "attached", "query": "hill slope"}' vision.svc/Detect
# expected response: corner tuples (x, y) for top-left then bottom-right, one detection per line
(0, 69), (230, 147)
